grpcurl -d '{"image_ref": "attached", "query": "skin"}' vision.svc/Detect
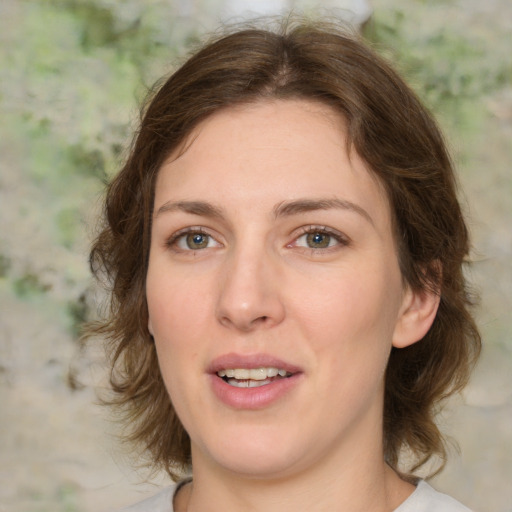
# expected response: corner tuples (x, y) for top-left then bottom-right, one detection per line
(146, 99), (439, 512)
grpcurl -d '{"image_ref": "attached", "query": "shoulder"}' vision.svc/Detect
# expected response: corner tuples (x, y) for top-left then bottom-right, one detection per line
(395, 480), (473, 512)
(115, 485), (176, 512)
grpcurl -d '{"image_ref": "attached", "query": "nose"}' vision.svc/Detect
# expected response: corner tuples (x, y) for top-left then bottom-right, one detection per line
(215, 245), (285, 332)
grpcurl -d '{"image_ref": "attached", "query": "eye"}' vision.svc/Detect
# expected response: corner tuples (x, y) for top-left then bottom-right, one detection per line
(292, 227), (348, 250)
(167, 229), (221, 251)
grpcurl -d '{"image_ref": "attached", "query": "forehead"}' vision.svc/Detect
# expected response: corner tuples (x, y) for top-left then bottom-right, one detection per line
(155, 99), (391, 227)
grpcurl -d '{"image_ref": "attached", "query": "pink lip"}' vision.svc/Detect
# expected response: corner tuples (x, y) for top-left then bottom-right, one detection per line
(208, 353), (303, 410)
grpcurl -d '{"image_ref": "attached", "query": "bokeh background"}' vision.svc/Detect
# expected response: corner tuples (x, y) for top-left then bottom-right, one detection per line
(1, 0), (511, 511)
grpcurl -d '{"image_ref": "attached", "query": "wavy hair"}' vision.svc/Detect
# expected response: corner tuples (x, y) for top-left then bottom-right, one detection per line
(89, 18), (481, 480)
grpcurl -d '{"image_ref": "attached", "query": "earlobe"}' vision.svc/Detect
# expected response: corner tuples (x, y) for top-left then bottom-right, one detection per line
(392, 285), (441, 349)
(148, 317), (154, 337)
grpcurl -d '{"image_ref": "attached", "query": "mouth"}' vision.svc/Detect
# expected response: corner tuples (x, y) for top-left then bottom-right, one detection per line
(209, 354), (302, 408)
(217, 367), (293, 388)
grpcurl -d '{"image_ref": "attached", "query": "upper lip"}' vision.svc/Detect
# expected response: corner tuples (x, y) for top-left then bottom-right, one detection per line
(208, 353), (302, 375)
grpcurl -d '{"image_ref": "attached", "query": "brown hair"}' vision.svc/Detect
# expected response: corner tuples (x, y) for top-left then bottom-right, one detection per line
(89, 18), (481, 479)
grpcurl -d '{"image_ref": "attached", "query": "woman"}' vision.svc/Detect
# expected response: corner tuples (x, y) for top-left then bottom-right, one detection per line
(90, 18), (481, 512)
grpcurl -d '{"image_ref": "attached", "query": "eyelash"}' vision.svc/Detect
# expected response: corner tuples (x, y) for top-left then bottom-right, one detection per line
(164, 225), (350, 253)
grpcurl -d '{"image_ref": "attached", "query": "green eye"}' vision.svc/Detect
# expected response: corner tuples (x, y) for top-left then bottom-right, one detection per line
(185, 233), (209, 249)
(306, 232), (331, 248)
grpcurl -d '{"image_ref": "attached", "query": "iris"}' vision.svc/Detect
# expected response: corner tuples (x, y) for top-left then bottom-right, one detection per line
(307, 232), (331, 248)
(186, 233), (209, 249)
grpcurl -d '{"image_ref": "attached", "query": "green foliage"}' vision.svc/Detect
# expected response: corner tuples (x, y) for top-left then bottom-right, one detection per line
(66, 292), (90, 339)
(67, 144), (107, 181)
(13, 272), (51, 298)
(56, 207), (83, 249)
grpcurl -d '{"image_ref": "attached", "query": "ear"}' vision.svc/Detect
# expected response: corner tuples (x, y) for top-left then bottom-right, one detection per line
(392, 285), (440, 349)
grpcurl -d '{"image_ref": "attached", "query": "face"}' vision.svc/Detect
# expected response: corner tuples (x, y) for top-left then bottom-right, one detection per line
(146, 100), (431, 480)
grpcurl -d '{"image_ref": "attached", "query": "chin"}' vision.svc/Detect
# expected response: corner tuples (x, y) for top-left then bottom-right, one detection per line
(214, 452), (302, 480)
(195, 425), (309, 479)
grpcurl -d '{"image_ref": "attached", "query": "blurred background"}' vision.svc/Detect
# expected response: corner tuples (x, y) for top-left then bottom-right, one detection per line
(0, 0), (511, 511)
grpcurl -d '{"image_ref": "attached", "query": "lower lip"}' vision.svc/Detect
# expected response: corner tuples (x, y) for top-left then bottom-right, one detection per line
(210, 374), (302, 409)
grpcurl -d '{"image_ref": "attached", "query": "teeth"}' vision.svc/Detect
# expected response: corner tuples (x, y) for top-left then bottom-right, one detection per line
(234, 369), (249, 379)
(226, 378), (272, 388)
(217, 367), (289, 381)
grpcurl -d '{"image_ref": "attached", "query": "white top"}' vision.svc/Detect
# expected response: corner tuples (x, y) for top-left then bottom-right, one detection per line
(117, 480), (472, 512)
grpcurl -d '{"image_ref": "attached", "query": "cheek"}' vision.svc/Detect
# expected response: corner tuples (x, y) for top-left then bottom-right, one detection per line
(289, 263), (404, 388)
(147, 276), (212, 436)
(147, 263), (211, 335)
(294, 268), (400, 339)
(149, 294), (204, 411)
(146, 270), (209, 387)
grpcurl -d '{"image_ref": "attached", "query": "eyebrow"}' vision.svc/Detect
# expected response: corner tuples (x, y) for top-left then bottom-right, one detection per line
(155, 198), (374, 225)
(273, 198), (374, 225)
(155, 200), (224, 219)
